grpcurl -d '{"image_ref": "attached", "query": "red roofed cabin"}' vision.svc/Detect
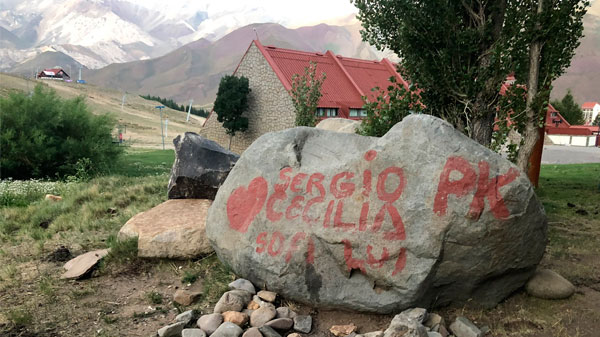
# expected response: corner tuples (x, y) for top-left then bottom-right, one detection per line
(200, 40), (407, 153)
(546, 105), (600, 147)
(37, 68), (70, 81)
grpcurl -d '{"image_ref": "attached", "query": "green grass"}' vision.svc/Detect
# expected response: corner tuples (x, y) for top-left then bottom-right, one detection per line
(145, 291), (163, 305)
(537, 163), (600, 217)
(536, 163), (600, 286)
(111, 149), (175, 177)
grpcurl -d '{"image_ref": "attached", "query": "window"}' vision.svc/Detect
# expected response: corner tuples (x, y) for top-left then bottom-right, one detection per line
(349, 109), (367, 117)
(551, 112), (557, 117)
(316, 108), (338, 117)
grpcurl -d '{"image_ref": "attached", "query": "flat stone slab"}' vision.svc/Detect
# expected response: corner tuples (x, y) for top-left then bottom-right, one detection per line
(61, 249), (109, 279)
(119, 199), (213, 259)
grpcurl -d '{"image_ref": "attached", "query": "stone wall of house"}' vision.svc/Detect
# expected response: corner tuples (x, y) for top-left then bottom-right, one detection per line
(199, 43), (296, 154)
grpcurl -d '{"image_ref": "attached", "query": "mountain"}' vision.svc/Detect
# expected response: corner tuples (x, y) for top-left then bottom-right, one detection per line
(0, 0), (208, 70)
(10, 51), (85, 77)
(0, 0), (358, 71)
(550, 1), (600, 103)
(82, 22), (388, 106)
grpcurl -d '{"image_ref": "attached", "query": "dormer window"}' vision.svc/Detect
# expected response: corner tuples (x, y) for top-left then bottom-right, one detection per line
(316, 108), (338, 117)
(349, 108), (367, 117)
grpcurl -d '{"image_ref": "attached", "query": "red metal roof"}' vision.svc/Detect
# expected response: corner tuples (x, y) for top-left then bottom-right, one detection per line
(545, 104), (571, 129)
(546, 127), (597, 136)
(252, 40), (404, 117)
(582, 102), (599, 109)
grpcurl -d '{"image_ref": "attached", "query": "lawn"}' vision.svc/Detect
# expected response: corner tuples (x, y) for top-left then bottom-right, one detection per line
(0, 158), (598, 337)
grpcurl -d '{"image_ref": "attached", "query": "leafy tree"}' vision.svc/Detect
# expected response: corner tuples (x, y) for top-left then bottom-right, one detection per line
(291, 61), (326, 127)
(213, 75), (251, 149)
(139, 94), (208, 117)
(357, 76), (422, 137)
(0, 84), (122, 179)
(503, 0), (588, 172)
(551, 90), (585, 125)
(593, 115), (600, 127)
(353, 0), (588, 174)
(354, 0), (510, 146)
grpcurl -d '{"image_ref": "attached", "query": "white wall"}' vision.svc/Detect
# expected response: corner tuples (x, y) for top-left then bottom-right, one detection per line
(548, 134), (598, 147)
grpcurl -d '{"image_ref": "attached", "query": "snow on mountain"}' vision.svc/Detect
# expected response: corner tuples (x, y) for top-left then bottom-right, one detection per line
(0, 0), (359, 71)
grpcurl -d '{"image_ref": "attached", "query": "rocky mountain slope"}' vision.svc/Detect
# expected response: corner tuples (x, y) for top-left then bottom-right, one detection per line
(81, 22), (386, 106)
(551, 1), (600, 103)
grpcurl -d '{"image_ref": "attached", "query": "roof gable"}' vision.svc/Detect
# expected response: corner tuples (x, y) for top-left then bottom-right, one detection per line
(251, 40), (404, 114)
(582, 102), (599, 109)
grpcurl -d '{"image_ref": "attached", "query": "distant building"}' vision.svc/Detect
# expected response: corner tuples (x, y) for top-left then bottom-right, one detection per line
(37, 68), (70, 81)
(200, 40), (407, 153)
(582, 102), (600, 125)
(546, 105), (599, 147)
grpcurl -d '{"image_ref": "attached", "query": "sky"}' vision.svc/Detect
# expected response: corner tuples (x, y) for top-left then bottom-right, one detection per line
(128, 0), (359, 27)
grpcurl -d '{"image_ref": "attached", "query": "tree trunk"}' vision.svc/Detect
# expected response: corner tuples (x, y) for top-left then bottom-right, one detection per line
(517, 0), (544, 175)
(472, 112), (497, 147)
(469, 0), (507, 147)
(228, 134), (233, 150)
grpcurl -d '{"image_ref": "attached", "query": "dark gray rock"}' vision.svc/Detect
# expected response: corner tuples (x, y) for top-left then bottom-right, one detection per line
(168, 132), (239, 200)
(449, 317), (483, 337)
(383, 313), (428, 337)
(206, 115), (547, 313)
(197, 313), (223, 335)
(293, 315), (312, 333)
(242, 327), (263, 337)
(182, 329), (208, 337)
(158, 321), (187, 337)
(400, 308), (427, 324)
(229, 278), (256, 294)
(211, 322), (243, 337)
(265, 318), (293, 330)
(275, 307), (297, 319)
(214, 290), (252, 313)
(258, 326), (282, 337)
(176, 310), (195, 325)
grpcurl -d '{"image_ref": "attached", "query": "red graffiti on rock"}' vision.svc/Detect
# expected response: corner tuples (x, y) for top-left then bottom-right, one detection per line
(433, 156), (520, 220)
(226, 152), (520, 278)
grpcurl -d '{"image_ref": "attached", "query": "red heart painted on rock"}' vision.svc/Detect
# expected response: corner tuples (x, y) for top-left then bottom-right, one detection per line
(226, 176), (268, 233)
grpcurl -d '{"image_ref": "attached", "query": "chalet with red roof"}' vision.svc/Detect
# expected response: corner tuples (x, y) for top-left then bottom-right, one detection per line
(582, 102), (600, 125)
(546, 105), (599, 147)
(37, 68), (70, 81)
(200, 40), (406, 153)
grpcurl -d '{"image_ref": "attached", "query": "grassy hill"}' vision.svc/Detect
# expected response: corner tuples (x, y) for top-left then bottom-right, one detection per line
(0, 73), (205, 149)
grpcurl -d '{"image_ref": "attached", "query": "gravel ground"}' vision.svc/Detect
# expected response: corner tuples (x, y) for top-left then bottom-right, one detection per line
(541, 145), (600, 164)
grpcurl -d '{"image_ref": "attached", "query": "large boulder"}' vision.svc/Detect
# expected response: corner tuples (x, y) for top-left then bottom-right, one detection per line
(119, 199), (213, 259)
(315, 118), (361, 134)
(206, 115), (547, 313)
(168, 132), (239, 199)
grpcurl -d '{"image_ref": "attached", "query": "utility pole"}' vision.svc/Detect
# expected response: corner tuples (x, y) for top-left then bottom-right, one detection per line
(165, 115), (169, 138)
(186, 99), (193, 122)
(121, 93), (126, 112)
(156, 105), (166, 150)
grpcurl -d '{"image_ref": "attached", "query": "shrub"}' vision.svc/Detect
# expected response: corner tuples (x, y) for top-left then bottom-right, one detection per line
(0, 84), (122, 179)
(357, 76), (422, 137)
(213, 75), (250, 149)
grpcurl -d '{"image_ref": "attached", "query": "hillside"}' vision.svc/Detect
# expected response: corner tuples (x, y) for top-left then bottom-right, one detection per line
(551, 1), (600, 103)
(0, 73), (204, 149)
(10, 51), (85, 76)
(82, 22), (384, 106)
